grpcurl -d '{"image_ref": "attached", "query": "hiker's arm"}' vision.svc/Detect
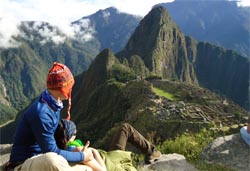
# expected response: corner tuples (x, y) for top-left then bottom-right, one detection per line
(82, 159), (107, 171)
(91, 148), (107, 171)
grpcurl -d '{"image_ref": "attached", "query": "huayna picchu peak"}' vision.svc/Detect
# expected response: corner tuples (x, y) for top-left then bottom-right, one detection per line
(117, 6), (249, 110)
(117, 6), (198, 85)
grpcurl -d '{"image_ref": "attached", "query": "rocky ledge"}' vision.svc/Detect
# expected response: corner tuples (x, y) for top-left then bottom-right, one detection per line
(201, 133), (250, 171)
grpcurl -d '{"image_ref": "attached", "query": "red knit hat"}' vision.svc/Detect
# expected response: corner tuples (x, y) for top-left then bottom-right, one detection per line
(46, 62), (75, 120)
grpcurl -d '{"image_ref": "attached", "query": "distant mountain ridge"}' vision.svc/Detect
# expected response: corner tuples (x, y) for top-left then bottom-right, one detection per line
(156, 0), (250, 57)
(73, 7), (141, 53)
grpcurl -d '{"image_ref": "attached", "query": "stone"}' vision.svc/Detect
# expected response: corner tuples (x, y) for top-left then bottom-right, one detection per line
(201, 133), (250, 171)
(140, 153), (198, 171)
(0, 144), (12, 170)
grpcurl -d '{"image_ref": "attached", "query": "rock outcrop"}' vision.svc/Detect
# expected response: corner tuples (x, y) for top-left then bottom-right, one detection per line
(140, 153), (198, 171)
(201, 133), (250, 171)
(0, 144), (11, 170)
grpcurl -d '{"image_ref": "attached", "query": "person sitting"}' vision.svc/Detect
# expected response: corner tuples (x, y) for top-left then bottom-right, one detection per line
(240, 116), (250, 146)
(55, 119), (162, 171)
(4, 62), (93, 171)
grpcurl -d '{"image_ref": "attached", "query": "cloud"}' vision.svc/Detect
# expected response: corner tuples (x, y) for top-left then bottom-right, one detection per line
(237, 0), (250, 6)
(73, 19), (96, 42)
(0, 0), (102, 48)
(19, 19), (95, 45)
(23, 21), (67, 45)
(0, 18), (21, 48)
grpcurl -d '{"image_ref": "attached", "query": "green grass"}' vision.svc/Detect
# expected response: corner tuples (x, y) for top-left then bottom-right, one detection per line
(156, 128), (235, 170)
(159, 128), (215, 161)
(152, 87), (176, 100)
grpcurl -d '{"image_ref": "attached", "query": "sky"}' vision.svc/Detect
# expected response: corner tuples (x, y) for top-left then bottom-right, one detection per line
(0, 0), (249, 48)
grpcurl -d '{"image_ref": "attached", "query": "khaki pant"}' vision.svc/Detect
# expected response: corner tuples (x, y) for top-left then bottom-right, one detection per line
(109, 123), (153, 154)
(14, 152), (92, 171)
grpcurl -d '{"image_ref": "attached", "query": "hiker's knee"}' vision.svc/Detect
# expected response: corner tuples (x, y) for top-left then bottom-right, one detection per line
(121, 123), (132, 130)
(20, 152), (71, 171)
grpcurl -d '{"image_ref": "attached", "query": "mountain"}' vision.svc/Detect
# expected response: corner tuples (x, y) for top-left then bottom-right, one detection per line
(118, 6), (249, 110)
(117, 6), (198, 85)
(73, 7), (141, 53)
(195, 41), (249, 109)
(155, 0), (250, 57)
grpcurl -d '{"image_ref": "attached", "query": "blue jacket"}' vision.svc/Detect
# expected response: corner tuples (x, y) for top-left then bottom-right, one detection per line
(10, 90), (84, 163)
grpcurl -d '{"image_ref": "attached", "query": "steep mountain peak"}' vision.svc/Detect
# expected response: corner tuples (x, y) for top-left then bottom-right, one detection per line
(77, 48), (118, 99)
(90, 48), (117, 71)
(139, 6), (175, 34)
(118, 6), (197, 84)
(149, 6), (172, 23)
(97, 7), (119, 14)
(118, 6), (175, 63)
(91, 7), (119, 23)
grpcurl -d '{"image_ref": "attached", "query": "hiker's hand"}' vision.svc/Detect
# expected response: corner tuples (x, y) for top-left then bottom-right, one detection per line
(82, 141), (93, 162)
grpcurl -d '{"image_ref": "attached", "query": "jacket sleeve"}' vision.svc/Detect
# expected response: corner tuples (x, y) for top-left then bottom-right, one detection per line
(28, 109), (85, 163)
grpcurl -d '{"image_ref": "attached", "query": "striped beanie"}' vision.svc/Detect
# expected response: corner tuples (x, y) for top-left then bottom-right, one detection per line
(46, 62), (75, 120)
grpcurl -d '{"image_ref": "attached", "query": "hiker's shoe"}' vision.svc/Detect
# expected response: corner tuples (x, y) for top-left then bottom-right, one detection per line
(144, 147), (162, 164)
